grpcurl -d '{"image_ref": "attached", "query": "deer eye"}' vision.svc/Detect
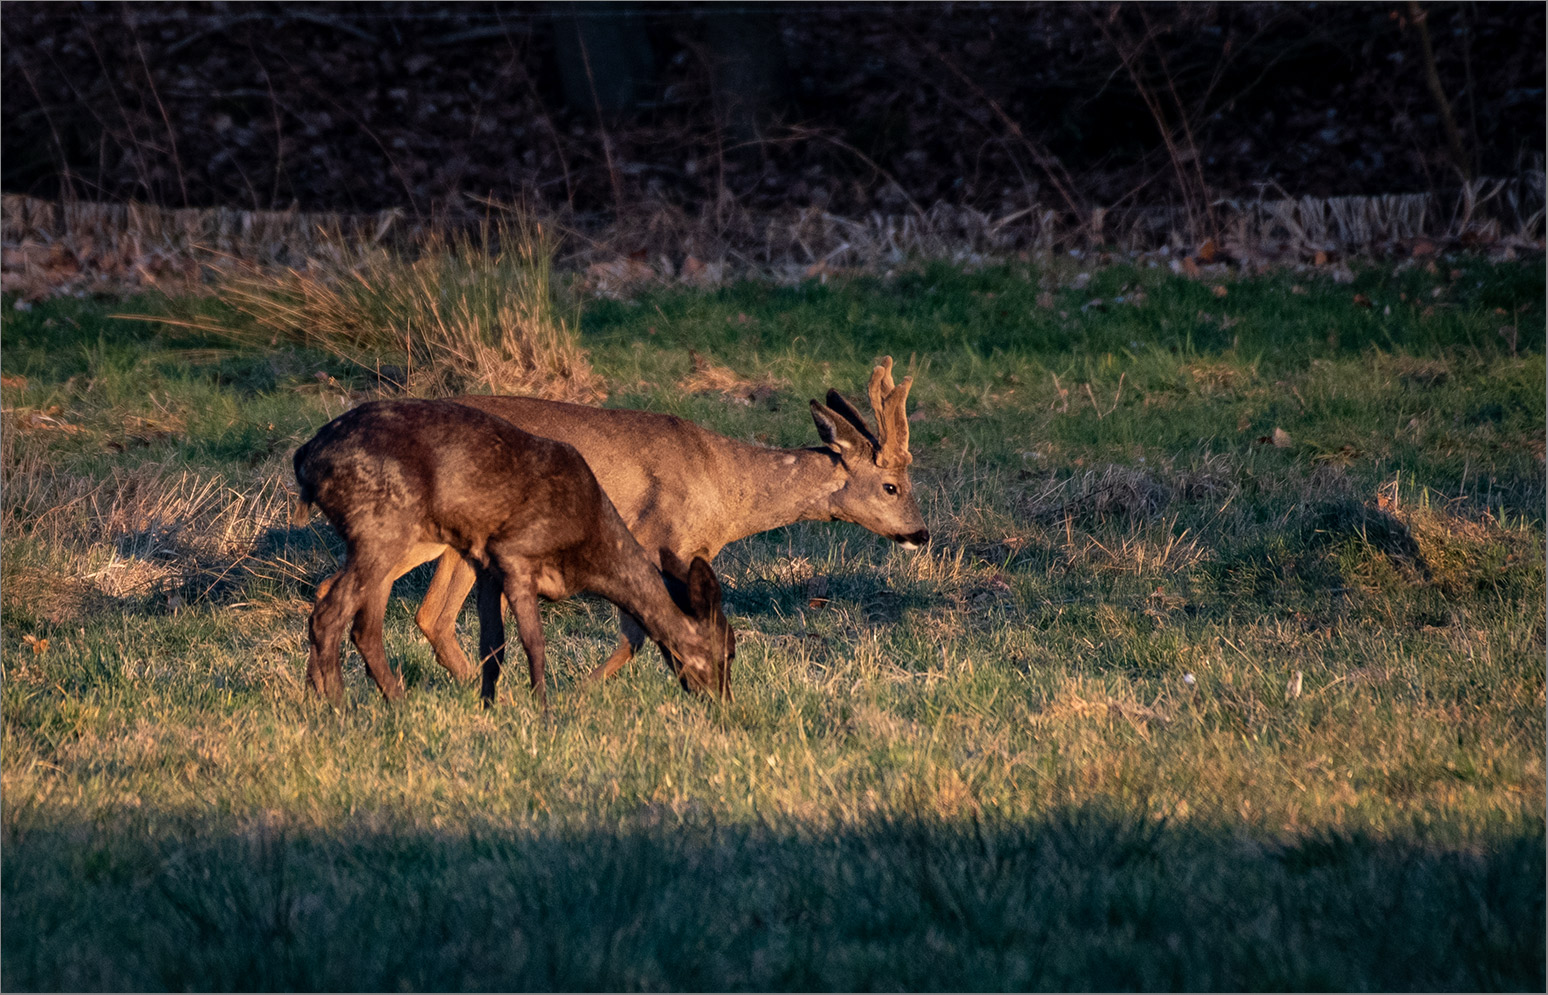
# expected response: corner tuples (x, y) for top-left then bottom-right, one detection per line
(883, 483), (898, 496)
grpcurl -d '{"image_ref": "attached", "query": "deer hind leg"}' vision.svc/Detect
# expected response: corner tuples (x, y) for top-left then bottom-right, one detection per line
(585, 609), (648, 684)
(346, 544), (415, 702)
(306, 568), (358, 705)
(416, 550), (479, 682)
(474, 566), (507, 708)
(304, 578), (351, 705)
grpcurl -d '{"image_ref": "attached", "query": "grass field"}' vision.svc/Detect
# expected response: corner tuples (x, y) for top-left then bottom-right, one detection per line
(2, 257), (1544, 990)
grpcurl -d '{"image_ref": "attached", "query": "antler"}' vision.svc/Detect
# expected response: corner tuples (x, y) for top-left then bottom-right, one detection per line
(867, 356), (913, 467)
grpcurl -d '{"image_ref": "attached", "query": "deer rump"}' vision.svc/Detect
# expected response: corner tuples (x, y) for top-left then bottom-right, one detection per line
(294, 399), (732, 706)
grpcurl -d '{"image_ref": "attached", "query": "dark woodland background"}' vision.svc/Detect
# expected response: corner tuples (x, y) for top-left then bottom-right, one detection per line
(2, 2), (1543, 223)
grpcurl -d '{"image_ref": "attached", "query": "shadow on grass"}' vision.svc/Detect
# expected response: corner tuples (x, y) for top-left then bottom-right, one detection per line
(726, 570), (938, 627)
(174, 523), (342, 607)
(3, 804), (1541, 992)
(173, 523), (449, 611)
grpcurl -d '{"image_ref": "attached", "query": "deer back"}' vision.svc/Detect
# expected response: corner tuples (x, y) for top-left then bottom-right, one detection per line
(449, 357), (927, 557)
(447, 394), (733, 554)
(295, 399), (608, 567)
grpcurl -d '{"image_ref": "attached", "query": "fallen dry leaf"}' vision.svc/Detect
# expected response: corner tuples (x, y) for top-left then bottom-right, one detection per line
(1271, 426), (1293, 448)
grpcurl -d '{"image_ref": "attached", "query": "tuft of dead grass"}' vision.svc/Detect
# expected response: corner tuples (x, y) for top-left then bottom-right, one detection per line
(1024, 463), (1175, 524)
(1378, 490), (1543, 597)
(677, 351), (786, 407)
(2, 433), (311, 617)
(205, 209), (601, 401)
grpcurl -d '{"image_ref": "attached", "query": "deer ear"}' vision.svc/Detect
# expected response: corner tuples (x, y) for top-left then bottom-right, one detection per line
(658, 547), (689, 581)
(687, 556), (722, 615)
(824, 389), (880, 448)
(810, 400), (872, 462)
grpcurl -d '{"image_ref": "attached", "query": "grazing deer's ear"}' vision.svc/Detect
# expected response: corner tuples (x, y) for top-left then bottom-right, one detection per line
(810, 400), (872, 462)
(658, 547), (689, 581)
(687, 556), (722, 614)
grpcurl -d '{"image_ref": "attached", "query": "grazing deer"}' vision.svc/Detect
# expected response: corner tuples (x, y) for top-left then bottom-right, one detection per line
(292, 399), (734, 707)
(400, 357), (926, 684)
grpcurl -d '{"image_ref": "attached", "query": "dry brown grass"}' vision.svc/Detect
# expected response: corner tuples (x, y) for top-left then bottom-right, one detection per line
(1, 425), (305, 619)
(676, 351), (786, 406)
(207, 210), (601, 401)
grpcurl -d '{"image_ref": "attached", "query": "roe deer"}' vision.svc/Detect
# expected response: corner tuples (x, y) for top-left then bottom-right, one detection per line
(405, 357), (927, 684)
(292, 399), (734, 707)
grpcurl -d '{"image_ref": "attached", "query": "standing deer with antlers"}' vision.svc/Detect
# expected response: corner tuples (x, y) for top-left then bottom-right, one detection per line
(360, 357), (926, 684)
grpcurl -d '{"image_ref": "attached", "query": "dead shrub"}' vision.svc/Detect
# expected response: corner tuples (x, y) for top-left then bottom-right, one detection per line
(1025, 464), (1173, 524)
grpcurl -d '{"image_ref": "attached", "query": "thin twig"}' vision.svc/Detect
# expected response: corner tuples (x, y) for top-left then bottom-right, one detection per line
(915, 38), (1086, 223)
(573, 18), (626, 219)
(128, 10), (190, 207)
(1408, 0), (1474, 182)
(496, 9), (575, 210)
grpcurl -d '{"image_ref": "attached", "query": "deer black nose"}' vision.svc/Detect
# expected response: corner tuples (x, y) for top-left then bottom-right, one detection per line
(894, 529), (929, 550)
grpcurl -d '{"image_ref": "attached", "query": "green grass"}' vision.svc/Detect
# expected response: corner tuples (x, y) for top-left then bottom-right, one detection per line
(2, 258), (1544, 990)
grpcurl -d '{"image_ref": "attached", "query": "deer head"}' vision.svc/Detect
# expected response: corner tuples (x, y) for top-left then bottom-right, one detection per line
(809, 357), (929, 549)
(658, 550), (736, 699)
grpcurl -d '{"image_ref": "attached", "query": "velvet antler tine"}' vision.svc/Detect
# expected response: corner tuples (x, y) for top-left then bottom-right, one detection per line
(889, 375), (913, 458)
(867, 358), (893, 426)
(866, 356), (915, 468)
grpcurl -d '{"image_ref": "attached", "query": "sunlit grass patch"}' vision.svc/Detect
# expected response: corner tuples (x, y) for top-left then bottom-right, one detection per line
(1, 257), (1543, 990)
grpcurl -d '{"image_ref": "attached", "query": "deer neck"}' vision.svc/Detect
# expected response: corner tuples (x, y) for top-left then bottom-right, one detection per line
(709, 440), (845, 548)
(587, 550), (698, 648)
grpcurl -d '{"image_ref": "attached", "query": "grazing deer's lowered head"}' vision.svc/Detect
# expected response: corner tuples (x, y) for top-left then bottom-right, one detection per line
(656, 548), (736, 699)
(808, 357), (930, 549)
